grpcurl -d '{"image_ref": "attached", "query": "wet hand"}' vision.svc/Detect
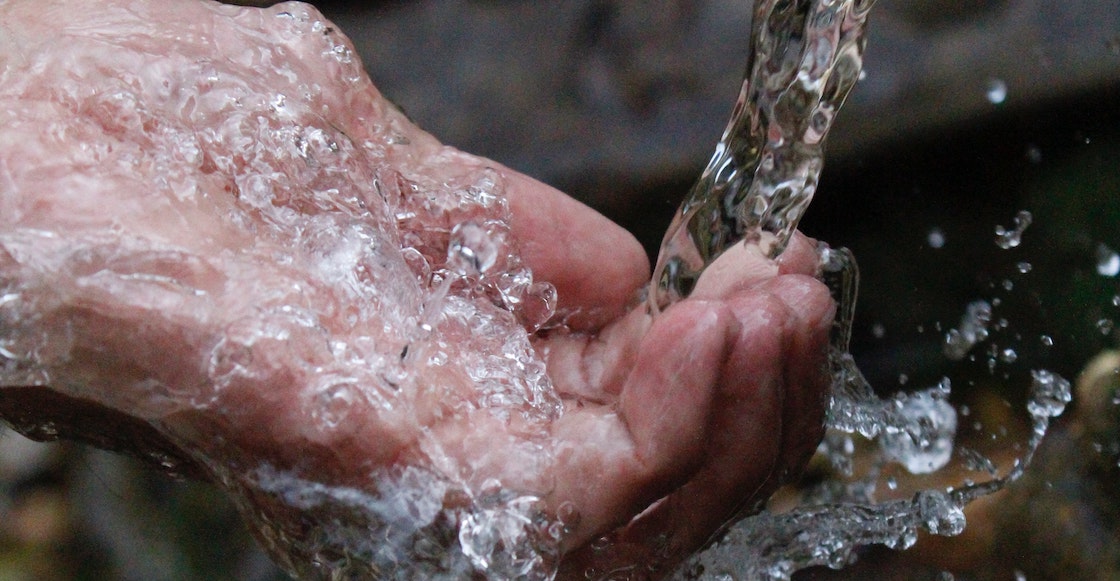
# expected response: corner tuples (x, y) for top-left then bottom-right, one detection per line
(0, 0), (835, 577)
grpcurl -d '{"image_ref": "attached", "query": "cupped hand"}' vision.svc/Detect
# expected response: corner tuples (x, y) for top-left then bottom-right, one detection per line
(0, 0), (835, 578)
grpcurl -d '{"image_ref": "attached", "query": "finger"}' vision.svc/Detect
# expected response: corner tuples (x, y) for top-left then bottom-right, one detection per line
(759, 274), (835, 481)
(549, 299), (735, 549)
(561, 275), (834, 576)
(501, 169), (650, 331)
(777, 230), (824, 278)
(541, 307), (651, 403)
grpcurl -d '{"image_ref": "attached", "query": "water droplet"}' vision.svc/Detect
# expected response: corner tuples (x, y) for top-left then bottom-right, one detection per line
(880, 391), (958, 474)
(1000, 348), (1018, 364)
(985, 78), (1007, 104)
(1027, 370), (1072, 419)
(590, 537), (611, 552)
(943, 300), (992, 361)
(1095, 243), (1119, 277)
(1025, 145), (1042, 164)
(1014, 569), (1028, 581)
(917, 489), (966, 536)
(1040, 335), (1054, 347)
(898, 373), (909, 385)
(994, 210), (1032, 249)
(310, 379), (358, 429)
(886, 476), (898, 490)
(927, 228), (946, 249)
(1016, 261), (1032, 274)
(1098, 318), (1115, 336)
(448, 221), (503, 275)
(872, 323), (886, 338)
(557, 501), (581, 531)
(1112, 295), (1120, 307)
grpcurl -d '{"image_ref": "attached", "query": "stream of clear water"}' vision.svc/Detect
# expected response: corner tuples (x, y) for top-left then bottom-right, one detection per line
(649, 1), (1071, 579)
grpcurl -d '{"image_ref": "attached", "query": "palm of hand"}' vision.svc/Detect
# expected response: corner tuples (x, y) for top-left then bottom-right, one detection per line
(0, 0), (835, 578)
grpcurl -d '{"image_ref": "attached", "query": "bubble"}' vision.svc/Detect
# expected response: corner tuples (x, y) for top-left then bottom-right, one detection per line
(985, 78), (1007, 104)
(1000, 348), (1018, 364)
(1095, 243), (1119, 277)
(1098, 318), (1115, 336)
(1016, 261), (1032, 274)
(1040, 335), (1054, 347)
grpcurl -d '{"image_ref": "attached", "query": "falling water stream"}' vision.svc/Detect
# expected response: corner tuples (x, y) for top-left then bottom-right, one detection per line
(649, 0), (1071, 579)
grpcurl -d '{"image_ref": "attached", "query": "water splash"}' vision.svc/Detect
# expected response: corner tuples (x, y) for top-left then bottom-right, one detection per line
(649, 0), (876, 311)
(640, 0), (1073, 567)
(995, 210), (1033, 250)
(943, 300), (993, 361)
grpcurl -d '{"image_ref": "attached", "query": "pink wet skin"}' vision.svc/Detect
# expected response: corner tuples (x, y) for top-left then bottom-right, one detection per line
(0, 0), (835, 578)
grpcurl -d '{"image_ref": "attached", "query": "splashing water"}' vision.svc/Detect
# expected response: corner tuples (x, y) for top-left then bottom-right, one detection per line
(639, 0), (1073, 578)
(995, 210), (1033, 250)
(649, 0), (875, 310)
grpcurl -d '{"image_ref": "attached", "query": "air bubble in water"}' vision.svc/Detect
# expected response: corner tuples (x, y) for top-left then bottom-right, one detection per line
(1098, 318), (1115, 336)
(985, 79), (1007, 104)
(1096, 243), (1119, 277)
(994, 210), (1032, 249)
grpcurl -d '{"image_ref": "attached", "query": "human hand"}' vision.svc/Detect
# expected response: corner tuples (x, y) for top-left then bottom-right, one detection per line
(0, 0), (835, 578)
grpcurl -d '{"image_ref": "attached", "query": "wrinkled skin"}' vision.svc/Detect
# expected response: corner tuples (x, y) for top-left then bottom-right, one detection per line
(0, 0), (835, 578)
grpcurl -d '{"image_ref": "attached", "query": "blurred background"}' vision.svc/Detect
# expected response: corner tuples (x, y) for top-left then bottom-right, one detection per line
(2, 0), (1118, 579)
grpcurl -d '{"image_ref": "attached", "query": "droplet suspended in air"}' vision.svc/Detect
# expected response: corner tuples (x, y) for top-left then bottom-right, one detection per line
(994, 210), (1032, 249)
(1095, 243), (1119, 277)
(927, 227), (946, 249)
(985, 78), (1007, 104)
